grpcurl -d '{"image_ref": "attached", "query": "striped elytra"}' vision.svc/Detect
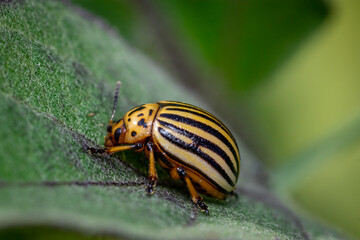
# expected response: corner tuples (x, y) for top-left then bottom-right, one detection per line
(91, 85), (240, 215)
(153, 101), (240, 198)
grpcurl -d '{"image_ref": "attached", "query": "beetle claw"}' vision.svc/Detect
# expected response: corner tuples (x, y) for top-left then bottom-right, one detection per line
(146, 180), (156, 195)
(88, 147), (106, 154)
(197, 199), (209, 215)
(204, 209), (209, 216)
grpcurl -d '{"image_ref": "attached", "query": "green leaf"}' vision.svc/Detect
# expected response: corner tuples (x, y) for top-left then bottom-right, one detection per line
(0, 1), (346, 239)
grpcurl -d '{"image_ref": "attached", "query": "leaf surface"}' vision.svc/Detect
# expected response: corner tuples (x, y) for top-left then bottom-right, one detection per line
(0, 1), (345, 239)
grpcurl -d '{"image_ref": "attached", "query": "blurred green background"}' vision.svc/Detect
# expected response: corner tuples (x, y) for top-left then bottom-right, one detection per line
(71, 0), (360, 238)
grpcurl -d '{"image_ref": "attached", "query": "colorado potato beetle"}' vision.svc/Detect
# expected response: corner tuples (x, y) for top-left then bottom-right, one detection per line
(90, 82), (240, 214)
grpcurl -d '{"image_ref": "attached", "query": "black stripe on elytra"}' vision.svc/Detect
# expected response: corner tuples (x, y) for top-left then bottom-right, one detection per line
(158, 127), (235, 187)
(149, 109), (153, 116)
(157, 153), (173, 168)
(155, 138), (230, 194)
(159, 113), (239, 174)
(128, 106), (145, 117)
(160, 102), (238, 151)
(164, 107), (235, 143)
(160, 101), (216, 119)
(114, 128), (122, 142)
(157, 119), (237, 176)
(160, 101), (223, 127)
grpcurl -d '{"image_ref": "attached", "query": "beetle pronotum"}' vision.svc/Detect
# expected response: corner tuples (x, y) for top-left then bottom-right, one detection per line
(90, 82), (240, 214)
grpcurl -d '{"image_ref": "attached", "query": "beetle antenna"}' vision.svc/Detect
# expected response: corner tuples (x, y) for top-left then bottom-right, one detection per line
(110, 81), (121, 122)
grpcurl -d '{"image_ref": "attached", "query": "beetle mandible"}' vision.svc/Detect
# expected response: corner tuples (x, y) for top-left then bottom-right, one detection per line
(90, 82), (240, 214)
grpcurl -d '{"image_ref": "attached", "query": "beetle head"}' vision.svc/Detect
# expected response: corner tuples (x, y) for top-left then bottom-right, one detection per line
(105, 119), (126, 147)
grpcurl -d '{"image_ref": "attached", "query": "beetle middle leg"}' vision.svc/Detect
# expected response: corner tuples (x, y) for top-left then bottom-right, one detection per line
(145, 142), (158, 195)
(173, 167), (209, 215)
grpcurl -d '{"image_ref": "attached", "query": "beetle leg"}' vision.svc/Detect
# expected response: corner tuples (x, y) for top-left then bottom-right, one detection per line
(146, 142), (158, 195)
(89, 143), (143, 154)
(106, 144), (138, 154)
(176, 167), (209, 215)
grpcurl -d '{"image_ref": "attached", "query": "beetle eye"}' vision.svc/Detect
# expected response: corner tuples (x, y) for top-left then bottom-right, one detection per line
(114, 128), (122, 142)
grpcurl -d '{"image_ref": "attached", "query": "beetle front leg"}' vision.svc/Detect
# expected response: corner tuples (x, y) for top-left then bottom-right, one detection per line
(88, 143), (143, 154)
(176, 167), (209, 215)
(145, 142), (158, 195)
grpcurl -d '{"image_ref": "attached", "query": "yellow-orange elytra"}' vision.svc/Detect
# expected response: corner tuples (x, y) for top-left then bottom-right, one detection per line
(90, 82), (240, 214)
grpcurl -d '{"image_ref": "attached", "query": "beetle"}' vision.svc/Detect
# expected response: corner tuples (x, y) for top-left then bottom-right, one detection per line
(89, 82), (240, 214)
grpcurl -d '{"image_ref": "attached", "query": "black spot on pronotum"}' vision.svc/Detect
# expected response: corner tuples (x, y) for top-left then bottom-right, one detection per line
(114, 128), (122, 142)
(138, 118), (147, 128)
(107, 125), (112, 132)
(137, 113), (144, 117)
(131, 131), (137, 137)
(128, 118), (131, 122)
